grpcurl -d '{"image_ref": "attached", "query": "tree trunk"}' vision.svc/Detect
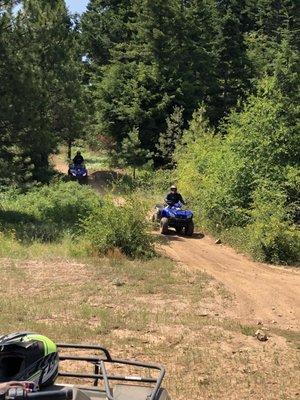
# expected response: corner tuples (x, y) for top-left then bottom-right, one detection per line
(133, 167), (136, 180)
(67, 139), (72, 161)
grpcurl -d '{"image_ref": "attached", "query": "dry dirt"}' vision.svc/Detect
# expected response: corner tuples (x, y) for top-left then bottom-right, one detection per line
(160, 233), (300, 332)
(47, 160), (300, 398)
(53, 157), (300, 333)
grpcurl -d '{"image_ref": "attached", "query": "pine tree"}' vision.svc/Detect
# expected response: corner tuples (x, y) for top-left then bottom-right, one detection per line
(244, 0), (298, 81)
(213, 0), (252, 120)
(0, 0), (87, 186)
(157, 106), (184, 167)
(119, 127), (152, 179)
(81, 0), (133, 65)
(84, 0), (218, 158)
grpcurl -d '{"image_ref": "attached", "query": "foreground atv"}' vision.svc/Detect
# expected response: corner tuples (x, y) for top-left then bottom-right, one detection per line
(68, 164), (88, 184)
(12, 343), (170, 400)
(153, 201), (194, 236)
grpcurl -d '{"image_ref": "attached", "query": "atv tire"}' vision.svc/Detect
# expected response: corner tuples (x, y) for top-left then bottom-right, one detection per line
(161, 218), (169, 235)
(175, 226), (183, 234)
(152, 211), (159, 223)
(185, 220), (194, 236)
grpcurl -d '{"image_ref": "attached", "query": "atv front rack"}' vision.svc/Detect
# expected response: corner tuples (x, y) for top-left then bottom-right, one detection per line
(57, 343), (165, 400)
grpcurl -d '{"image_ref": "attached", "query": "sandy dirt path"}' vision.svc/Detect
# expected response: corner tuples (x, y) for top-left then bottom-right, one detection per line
(52, 155), (300, 332)
(161, 233), (300, 331)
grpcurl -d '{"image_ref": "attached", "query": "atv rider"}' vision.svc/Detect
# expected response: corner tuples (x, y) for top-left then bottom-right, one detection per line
(165, 185), (185, 206)
(73, 151), (84, 165)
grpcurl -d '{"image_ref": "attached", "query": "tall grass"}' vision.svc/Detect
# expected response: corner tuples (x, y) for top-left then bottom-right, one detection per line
(0, 181), (154, 259)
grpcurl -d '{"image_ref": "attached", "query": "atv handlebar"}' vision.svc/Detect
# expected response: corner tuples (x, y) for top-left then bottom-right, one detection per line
(6, 389), (73, 400)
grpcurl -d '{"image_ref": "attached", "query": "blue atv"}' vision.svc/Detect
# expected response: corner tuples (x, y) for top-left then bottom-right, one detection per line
(68, 163), (88, 184)
(154, 201), (194, 236)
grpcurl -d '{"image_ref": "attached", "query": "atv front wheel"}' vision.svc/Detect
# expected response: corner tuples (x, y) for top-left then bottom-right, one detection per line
(160, 218), (169, 235)
(175, 226), (183, 234)
(152, 211), (159, 223)
(185, 220), (194, 236)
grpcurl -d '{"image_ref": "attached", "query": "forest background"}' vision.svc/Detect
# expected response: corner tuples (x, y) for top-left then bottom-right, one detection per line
(0, 0), (299, 264)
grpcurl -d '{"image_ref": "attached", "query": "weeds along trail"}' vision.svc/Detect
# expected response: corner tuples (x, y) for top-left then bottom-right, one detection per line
(53, 155), (300, 332)
(160, 233), (300, 331)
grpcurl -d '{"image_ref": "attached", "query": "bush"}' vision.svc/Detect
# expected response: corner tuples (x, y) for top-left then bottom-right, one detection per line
(134, 168), (176, 193)
(0, 182), (156, 259)
(245, 183), (300, 264)
(83, 196), (154, 258)
(0, 181), (101, 242)
(176, 132), (251, 232)
(175, 93), (299, 264)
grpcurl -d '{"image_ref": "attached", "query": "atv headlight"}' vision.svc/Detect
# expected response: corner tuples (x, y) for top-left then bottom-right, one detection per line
(82, 173), (87, 176)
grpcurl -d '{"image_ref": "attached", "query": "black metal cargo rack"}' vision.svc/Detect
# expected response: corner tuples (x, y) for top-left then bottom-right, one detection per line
(57, 343), (166, 400)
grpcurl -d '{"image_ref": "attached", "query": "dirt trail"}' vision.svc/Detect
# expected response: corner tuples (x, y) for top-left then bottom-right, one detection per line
(52, 156), (300, 333)
(161, 233), (300, 331)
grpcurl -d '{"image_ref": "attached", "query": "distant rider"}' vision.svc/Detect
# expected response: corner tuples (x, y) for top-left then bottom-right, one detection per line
(165, 185), (185, 206)
(73, 151), (84, 165)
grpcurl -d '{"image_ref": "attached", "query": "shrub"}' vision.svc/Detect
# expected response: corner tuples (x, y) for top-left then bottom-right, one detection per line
(83, 196), (154, 258)
(175, 94), (299, 264)
(0, 181), (101, 242)
(245, 183), (300, 264)
(176, 131), (251, 232)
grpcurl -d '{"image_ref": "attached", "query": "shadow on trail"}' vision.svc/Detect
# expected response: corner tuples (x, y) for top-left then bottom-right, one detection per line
(159, 231), (205, 243)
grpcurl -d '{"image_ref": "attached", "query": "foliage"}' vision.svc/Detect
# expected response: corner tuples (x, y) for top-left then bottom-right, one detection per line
(83, 195), (154, 258)
(82, 0), (219, 157)
(0, 182), (101, 242)
(0, 1), (87, 187)
(119, 127), (152, 178)
(157, 106), (184, 167)
(1, 0), (299, 264)
(212, 0), (252, 121)
(245, 182), (299, 264)
(175, 61), (299, 264)
(0, 181), (154, 259)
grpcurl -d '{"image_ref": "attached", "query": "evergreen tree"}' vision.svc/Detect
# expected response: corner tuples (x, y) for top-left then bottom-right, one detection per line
(213, 0), (252, 120)
(119, 127), (152, 179)
(0, 0), (87, 186)
(81, 0), (133, 65)
(244, 0), (298, 81)
(157, 106), (184, 167)
(83, 0), (218, 158)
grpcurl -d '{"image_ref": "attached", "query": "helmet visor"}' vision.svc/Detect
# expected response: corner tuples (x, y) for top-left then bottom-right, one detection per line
(0, 355), (25, 381)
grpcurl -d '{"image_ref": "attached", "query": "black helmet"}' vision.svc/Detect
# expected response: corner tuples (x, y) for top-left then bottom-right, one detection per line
(0, 332), (59, 387)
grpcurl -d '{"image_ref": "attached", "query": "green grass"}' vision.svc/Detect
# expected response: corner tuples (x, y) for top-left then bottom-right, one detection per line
(0, 233), (88, 260)
(0, 182), (154, 259)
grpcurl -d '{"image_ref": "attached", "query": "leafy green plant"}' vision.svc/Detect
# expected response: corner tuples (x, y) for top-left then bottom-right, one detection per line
(83, 196), (154, 258)
(175, 74), (299, 265)
(0, 181), (101, 242)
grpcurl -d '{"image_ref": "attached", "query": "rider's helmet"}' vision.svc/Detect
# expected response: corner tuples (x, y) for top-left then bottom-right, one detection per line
(170, 185), (177, 191)
(0, 332), (59, 387)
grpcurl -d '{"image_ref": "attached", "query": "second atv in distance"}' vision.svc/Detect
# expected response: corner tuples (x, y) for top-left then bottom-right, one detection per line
(68, 163), (88, 184)
(153, 201), (194, 236)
